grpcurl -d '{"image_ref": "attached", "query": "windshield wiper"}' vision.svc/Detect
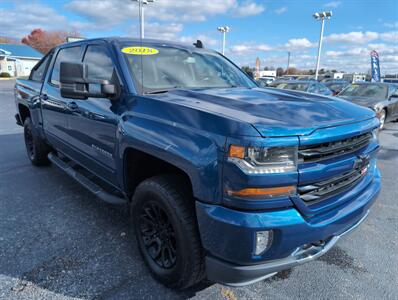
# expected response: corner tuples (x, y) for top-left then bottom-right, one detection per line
(145, 86), (183, 95)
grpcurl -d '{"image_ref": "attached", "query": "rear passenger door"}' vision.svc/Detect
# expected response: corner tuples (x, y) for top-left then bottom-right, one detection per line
(41, 46), (83, 146)
(66, 43), (120, 184)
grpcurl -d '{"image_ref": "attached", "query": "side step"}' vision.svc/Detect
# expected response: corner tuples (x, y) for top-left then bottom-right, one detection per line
(48, 153), (127, 205)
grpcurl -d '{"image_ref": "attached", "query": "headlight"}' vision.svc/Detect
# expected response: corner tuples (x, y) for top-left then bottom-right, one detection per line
(372, 128), (379, 142)
(373, 104), (382, 113)
(228, 145), (298, 174)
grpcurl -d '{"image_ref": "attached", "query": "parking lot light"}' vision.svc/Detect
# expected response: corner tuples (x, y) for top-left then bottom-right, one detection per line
(217, 26), (230, 55)
(313, 11), (332, 80)
(132, 0), (155, 39)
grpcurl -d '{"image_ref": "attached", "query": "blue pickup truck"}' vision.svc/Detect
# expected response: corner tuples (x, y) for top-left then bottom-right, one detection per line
(14, 38), (381, 289)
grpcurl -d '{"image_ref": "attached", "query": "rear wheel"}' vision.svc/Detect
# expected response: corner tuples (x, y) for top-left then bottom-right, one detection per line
(23, 117), (50, 166)
(379, 109), (386, 130)
(131, 175), (205, 289)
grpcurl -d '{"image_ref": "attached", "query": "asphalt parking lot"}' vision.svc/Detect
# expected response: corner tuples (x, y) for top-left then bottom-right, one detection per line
(0, 79), (397, 300)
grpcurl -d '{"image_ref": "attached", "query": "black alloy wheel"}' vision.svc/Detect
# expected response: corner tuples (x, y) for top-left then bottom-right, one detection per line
(139, 201), (177, 269)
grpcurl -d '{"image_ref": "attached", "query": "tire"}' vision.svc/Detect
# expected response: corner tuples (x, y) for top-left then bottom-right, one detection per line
(131, 175), (205, 289)
(23, 117), (50, 166)
(379, 109), (386, 130)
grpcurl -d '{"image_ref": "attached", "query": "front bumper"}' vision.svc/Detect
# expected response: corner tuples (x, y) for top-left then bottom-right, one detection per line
(196, 167), (381, 286)
(205, 210), (369, 286)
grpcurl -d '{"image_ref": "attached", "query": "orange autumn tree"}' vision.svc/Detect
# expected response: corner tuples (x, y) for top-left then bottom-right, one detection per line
(21, 28), (81, 54)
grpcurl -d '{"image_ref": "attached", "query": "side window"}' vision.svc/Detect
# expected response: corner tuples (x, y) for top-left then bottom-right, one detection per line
(389, 86), (398, 97)
(30, 54), (51, 82)
(317, 83), (327, 93)
(83, 45), (114, 81)
(50, 46), (81, 86)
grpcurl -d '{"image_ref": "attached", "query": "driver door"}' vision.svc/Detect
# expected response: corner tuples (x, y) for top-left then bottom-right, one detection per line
(66, 43), (121, 185)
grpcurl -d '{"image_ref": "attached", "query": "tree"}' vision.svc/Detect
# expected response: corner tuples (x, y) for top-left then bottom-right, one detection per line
(241, 66), (254, 78)
(0, 36), (19, 44)
(276, 67), (284, 77)
(21, 28), (81, 54)
(285, 67), (298, 75)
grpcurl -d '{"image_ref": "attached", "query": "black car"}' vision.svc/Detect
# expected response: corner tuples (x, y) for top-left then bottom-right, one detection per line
(338, 82), (398, 129)
(324, 80), (349, 96)
(272, 80), (333, 96)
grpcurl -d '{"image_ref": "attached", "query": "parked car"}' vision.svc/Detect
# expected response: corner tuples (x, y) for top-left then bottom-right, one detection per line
(338, 82), (398, 129)
(14, 37), (380, 289)
(324, 80), (349, 96)
(256, 76), (275, 87)
(273, 80), (333, 96)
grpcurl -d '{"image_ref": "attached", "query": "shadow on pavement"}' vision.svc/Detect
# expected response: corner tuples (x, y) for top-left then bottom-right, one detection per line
(0, 133), (212, 299)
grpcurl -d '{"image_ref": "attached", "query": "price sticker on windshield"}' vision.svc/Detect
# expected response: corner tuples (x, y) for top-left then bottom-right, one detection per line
(121, 46), (159, 55)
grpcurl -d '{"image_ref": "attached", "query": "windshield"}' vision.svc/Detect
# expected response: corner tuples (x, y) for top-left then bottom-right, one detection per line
(277, 83), (309, 91)
(121, 44), (256, 93)
(339, 84), (388, 99)
(327, 83), (346, 92)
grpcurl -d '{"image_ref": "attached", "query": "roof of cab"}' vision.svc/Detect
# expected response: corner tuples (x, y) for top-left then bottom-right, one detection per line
(57, 37), (207, 52)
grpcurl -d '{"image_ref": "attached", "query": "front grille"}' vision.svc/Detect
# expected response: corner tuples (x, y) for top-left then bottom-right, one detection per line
(298, 163), (369, 205)
(299, 132), (372, 163)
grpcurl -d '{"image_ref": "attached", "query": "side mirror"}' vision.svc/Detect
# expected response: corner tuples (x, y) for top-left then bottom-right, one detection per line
(60, 62), (119, 100)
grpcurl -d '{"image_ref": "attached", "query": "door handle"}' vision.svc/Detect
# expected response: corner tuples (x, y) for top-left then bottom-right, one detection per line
(67, 102), (79, 111)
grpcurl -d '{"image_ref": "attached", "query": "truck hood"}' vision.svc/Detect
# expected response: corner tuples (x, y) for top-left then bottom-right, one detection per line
(152, 87), (375, 137)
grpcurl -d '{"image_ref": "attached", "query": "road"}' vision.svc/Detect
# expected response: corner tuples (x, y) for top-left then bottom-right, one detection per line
(1, 79), (397, 300)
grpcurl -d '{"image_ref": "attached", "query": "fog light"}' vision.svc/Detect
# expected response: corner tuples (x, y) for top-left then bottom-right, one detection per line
(255, 230), (273, 255)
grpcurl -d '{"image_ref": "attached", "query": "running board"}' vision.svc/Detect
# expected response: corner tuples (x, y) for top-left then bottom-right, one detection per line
(48, 153), (127, 205)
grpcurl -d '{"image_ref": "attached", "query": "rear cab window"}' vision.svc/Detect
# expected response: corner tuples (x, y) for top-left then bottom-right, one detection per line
(30, 53), (52, 82)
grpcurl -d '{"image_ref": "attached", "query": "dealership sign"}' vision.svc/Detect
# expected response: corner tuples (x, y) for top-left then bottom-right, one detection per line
(370, 50), (381, 82)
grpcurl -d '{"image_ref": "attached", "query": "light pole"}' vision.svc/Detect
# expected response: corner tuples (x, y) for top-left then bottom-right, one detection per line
(313, 11), (332, 80)
(286, 51), (290, 75)
(132, 0), (155, 39)
(217, 26), (230, 55)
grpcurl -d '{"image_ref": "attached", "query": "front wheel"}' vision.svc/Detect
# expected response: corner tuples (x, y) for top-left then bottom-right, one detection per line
(131, 175), (205, 289)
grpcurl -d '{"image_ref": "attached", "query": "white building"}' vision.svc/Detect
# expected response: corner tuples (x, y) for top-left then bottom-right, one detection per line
(259, 70), (277, 78)
(0, 44), (43, 77)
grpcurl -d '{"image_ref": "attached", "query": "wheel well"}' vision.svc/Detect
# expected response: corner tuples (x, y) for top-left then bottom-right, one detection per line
(124, 148), (193, 199)
(18, 104), (30, 123)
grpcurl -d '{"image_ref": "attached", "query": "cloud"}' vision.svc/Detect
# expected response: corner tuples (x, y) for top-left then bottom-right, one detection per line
(324, 1), (341, 8)
(274, 7), (288, 15)
(284, 38), (315, 50)
(383, 21), (398, 29)
(233, 1), (265, 17)
(324, 31), (379, 44)
(179, 35), (218, 47)
(66, 0), (264, 25)
(230, 43), (272, 55)
(137, 22), (184, 40)
(0, 3), (70, 37)
(380, 31), (398, 42)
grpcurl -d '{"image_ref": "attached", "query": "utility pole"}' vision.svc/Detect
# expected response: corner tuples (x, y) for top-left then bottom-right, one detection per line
(286, 51), (290, 75)
(313, 11), (332, 80)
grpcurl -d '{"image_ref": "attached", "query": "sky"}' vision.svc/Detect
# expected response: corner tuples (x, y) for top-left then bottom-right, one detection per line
(0, 0), (397, 74)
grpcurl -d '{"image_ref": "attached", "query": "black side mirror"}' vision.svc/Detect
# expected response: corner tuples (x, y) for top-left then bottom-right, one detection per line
(60, 62), (119, 100)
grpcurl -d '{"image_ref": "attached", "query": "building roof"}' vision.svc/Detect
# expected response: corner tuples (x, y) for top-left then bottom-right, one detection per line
(0, 44), (43, 59)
